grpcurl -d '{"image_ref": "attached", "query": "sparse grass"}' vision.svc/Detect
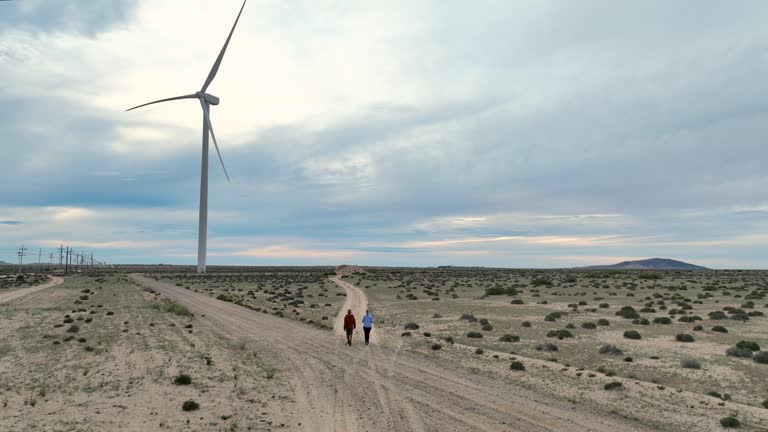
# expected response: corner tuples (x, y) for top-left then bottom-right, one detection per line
(163, 302), (192, 316)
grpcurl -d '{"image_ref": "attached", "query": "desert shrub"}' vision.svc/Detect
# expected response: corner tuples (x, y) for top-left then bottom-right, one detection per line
(174, 374), (192, 385)
(726, 346), (753, 358)
(544, 311), (566, 322)
(692, 325), (703, 331)
(615, 306), (640, 319)
(485, 287), (518, 296)
(182, 400), (200, 412)
(510, 299), (525, 304)
(404, 322), (420, 330)
(623, 356), (633, 362)
(163, 302), (192, 316)
(711, 325), (728, 333)
(481, 324), (493, 331)
(555, 329), (573, 339)
(680, 358), (701, 369)
(675, 334), (695, 343)
(66, 325), (80, 333)
(754, 351), (768, 364)
(443, 336), (454, 344)
(84, 345), (94, 352)
(598, 344), (623, 355)
(653, 317), (672, 324)
(762, 399), (768, 409)
(735, 340), (760, 351)
(432, 313), (442, 318)
(536, 343), (558, 352)
(460, 314), (477, 322)
(599, 303), (609, 308)
(431, 343), (442, 351)
(632, 318), (650, 325)
(597, 319), (610, 326)
(499, 334), (520, 342)
(423, 332), (432, 337)
(719, 416), (740, 428)
(531, 277), (552, 287)
(466, 331), (483, 338)
(623, 330), (642, 340)
(216, 294), (234, 302)
(708, 311), (727, 320)
(510, 360), (526, 371)
(604, 381), (623, 391)
(77, 337), (87, 343)
(400, 331), (412, 337)
(521, 321), (532, 328)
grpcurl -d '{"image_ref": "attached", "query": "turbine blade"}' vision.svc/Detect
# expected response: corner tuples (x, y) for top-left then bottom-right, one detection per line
(200, 100), (231, 183)
(125, 94), (197, 111)
(201, 0), (247, 92)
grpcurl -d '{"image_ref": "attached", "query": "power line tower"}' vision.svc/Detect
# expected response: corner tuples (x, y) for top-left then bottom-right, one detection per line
(17, 245), (27, 273)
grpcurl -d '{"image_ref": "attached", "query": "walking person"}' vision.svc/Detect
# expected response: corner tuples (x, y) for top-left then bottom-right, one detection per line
(362, 309), (373, 345)
(343, 309), (356, 346)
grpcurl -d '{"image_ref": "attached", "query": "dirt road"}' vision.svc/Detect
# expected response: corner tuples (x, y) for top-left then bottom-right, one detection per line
(129, 274), (658, 432)
(0, 276), (63, 304)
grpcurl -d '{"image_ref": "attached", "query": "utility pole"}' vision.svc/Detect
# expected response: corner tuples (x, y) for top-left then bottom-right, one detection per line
(17, 245), (27, 273)
(48, 252), (55, 266)
(65, 247), (69, 273)
(59, 244), (64, 269)
(37, 248), (42, 272)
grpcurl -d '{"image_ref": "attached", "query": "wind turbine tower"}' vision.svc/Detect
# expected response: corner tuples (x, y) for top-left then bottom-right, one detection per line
(126, 1), (247, 274)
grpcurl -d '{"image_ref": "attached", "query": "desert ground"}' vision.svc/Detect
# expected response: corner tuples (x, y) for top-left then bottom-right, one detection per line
(0, 266), (766, 431)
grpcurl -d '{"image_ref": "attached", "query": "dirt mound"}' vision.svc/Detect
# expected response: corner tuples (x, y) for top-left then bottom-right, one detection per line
(335, 265), (366, 276)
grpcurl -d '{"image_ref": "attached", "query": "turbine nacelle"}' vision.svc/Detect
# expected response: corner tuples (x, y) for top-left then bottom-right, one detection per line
(197, 91), (220, 106)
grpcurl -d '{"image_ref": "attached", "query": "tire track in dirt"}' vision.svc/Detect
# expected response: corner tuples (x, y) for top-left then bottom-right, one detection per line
(129, 273), (660, 432)
(0, 276), (63, 304)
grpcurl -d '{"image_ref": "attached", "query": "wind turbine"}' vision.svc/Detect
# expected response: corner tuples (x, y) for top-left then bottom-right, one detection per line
(127, 1), (246, 274)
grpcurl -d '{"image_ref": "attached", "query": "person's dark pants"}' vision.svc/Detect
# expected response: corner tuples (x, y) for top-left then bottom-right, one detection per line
(363, 326), (372, 344)
(346, 329), (353, 345)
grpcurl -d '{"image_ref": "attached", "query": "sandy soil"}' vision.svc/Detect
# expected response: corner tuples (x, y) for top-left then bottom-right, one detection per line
(130, 273), (664, 432)
(0, 275), (62, 304)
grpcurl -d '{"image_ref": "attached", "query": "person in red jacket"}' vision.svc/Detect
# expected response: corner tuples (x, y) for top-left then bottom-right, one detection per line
(343, 309), (356, 346)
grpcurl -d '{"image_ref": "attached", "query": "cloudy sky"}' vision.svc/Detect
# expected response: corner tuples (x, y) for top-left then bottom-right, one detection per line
(1, 0), (767, 268)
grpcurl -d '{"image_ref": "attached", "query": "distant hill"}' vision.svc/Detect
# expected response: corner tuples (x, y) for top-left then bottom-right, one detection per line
(582, 258), (709, 270)
(0, 260), (8, 265)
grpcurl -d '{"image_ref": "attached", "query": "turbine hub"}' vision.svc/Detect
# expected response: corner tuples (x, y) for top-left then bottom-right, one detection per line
(196, 91), (220, 105)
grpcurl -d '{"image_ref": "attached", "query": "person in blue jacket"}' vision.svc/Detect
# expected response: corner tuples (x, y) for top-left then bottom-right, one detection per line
(362, 310), (373, 345)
